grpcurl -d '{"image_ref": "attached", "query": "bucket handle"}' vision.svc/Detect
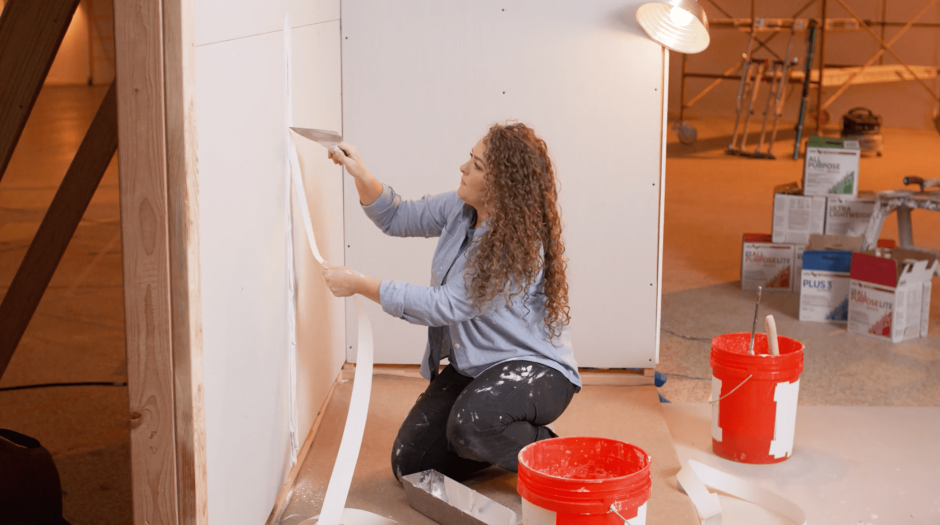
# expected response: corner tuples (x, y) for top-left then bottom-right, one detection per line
(709, 375), (753, 405)
(609, 504), (642, 524)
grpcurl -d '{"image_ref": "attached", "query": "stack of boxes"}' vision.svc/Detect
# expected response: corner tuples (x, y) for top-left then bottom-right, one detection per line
(742, 137), (866, 294)
(739, 136), (935, 341)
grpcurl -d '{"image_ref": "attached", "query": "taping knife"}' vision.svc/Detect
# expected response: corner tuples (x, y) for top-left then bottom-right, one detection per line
(290, 127), (343, 152)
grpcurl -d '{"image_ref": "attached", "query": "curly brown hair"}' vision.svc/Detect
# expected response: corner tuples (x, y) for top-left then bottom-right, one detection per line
(464, 123), (571, 342)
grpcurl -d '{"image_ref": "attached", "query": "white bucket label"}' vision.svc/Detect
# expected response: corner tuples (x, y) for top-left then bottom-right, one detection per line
(711, 376), (723, 442)
(522, 499), (555, 524)
(521, 500), (648, 525)
(769, 379), (800, 459)
(628, 501), (648, 524)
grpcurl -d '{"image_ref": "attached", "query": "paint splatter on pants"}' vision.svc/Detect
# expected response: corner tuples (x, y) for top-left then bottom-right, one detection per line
(391, 361), (578, 482)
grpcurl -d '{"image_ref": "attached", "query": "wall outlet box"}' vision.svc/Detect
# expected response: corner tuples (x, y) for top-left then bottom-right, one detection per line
(824, 192), (876, 236)
(772, 184), (826, 244)
(803, 136), (860, 196)
(741, 234), (795, 291)
(847, 249), (937, 342)
(800, 250), (853, 322)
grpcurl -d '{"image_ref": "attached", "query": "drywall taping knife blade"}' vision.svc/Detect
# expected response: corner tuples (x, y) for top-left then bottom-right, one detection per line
(290, 127), (343, 153)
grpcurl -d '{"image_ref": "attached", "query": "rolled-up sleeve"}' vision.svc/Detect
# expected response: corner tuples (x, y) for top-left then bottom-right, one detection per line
(380, 276), (492, 327)
(362, 185), (461, 238)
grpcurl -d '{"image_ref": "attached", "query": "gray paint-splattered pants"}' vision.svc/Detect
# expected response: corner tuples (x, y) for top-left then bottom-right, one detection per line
(391, 361), (578, 482)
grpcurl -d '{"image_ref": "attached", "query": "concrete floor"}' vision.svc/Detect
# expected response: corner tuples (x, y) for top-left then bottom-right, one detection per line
(2, 86), (938, 524)
(663, 403), (940, 524)
(657, 115), (940, 406)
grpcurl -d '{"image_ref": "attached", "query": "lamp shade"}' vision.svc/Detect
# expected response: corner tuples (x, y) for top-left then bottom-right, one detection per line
(637, 0), (710, 54)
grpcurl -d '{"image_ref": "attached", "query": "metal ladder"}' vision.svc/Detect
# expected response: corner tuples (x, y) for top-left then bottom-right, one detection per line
(728, 21), (801, 159)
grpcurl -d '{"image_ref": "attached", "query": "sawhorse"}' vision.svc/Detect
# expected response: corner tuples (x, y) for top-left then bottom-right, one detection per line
(862, 190), (940, 275)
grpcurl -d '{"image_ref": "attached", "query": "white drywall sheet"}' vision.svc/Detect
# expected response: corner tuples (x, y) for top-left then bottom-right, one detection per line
(194, 2), (345, 523)
(342, 0), (667, 368)
(195, 0), (340, 47)
(196, 31), (292, 524)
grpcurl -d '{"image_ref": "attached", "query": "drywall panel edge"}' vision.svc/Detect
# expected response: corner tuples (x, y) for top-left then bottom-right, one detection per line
(655, 48), (669, 366)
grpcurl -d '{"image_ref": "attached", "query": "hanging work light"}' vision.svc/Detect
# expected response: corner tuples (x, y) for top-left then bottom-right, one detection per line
(636, 0), (710, 54)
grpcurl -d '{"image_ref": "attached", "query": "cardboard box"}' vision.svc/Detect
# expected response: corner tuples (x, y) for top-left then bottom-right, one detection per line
(847, 248), (938, 342)
(824, 192), (876, 236)
(803, 136), (860, 197)
(793, 244), (807, 292)
(800, 251), (853, 321)
(798, 235), (861, 321)
(741, 234), (795, 291)
(772, 183), (826, 244)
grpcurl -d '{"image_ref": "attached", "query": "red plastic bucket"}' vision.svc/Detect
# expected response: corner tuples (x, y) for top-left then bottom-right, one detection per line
(517, 437), (651, 524)
(710, 332), (804, 464)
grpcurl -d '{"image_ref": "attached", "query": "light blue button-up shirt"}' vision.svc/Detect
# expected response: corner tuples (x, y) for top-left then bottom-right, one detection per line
(364, 184), (581, 388)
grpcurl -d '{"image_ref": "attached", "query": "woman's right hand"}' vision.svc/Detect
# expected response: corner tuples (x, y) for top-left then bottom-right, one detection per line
(329, 141), (383, 206)
(329, 142), (369, 180)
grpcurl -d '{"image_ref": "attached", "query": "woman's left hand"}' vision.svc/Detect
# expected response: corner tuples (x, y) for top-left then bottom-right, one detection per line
(322, 263), (363, 297)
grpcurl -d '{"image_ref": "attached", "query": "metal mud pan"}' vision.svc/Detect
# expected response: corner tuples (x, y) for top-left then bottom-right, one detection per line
(401, 469), (521, 525)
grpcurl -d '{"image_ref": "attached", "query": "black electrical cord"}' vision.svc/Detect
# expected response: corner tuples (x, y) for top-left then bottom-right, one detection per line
(0, 381), (127, 392)
(660, 318), (713, 342)
(663, 373), (710, 381)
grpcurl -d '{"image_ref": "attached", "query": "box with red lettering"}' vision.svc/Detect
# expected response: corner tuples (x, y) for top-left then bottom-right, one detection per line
(741, 234), (795, 291)
(847, 249), (937, 342)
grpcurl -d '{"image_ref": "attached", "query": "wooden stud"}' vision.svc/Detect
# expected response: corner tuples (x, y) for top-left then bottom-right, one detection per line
(0, 0), (81, 181)
(114, 0), (179, 522)
(162, 0), (207, 523)
(0, 82), (117, 380)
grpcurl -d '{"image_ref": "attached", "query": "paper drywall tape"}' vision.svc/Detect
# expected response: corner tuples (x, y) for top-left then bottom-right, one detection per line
(676, 465), (721, 525)
(315, 297), (376, 525)
(677, 460), (808, 525)
(289, 133), (395, 525)
(289, 132), (326, 266)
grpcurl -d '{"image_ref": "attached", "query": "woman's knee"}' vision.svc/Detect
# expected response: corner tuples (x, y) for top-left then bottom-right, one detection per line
(445, 403), (502, 461)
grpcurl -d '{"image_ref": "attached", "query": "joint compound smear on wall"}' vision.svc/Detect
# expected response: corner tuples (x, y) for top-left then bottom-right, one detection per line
(284, 16), (300, 464)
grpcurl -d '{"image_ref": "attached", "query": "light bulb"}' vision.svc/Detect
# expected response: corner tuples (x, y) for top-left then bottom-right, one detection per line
(669, 5), (694, 27)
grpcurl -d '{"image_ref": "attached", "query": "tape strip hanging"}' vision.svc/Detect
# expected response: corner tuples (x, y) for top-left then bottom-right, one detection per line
(289, 132), (395, 525)
(288, 135), (326, 265)
(677, 460), (808, 525)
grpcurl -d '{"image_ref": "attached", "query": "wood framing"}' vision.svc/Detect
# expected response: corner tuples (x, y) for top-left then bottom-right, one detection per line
(0, 0), (81, 181)
(0, 82), (117, 379)
(114, 0), (206, 523)
(162, 0), (207, 523)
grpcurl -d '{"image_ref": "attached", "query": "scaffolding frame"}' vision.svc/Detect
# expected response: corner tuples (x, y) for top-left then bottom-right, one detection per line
(677, 0), (940, 136)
